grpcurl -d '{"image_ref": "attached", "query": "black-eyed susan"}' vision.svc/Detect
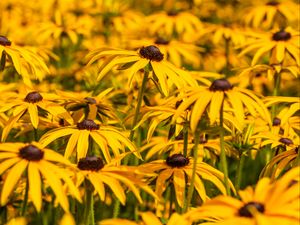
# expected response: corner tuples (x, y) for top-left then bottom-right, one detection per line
(0, 142), (81, 212)
(86, 45), (197, 96)
(0, 36), (49, 86)
(243, 0), (299, 28)
(185, 167), (300, 225)
(138, 153), (235, 209)
(100, 211), (191, 225)
(239, 27), (300, 66)
(172, 79), (271, 132)
(40, 119), (139, 162)
(75, 156), (156, 205)
(0, 90), (73, 141)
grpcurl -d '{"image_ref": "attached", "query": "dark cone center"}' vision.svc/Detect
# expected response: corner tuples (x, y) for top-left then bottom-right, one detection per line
(24, 91), (43, 103)
(279, 137), (293, 145)
(167, 10), (179, 16)
(77, 119), (99, 130)
(19, 145), (44, 161)
(166, 154), (189, 168)
(84, 97), (97, 104)
(139, 45), (164, 62)
(77, 156), (104, 171)
(209, 79), (233, 91)
(0, 36), (11, 46)
(272, 30), (291, 41)
(266, 1), (279, 6)
(155, 37), (170, 45)
(239, 202), (265, 217)
(272, 117), (281, 126)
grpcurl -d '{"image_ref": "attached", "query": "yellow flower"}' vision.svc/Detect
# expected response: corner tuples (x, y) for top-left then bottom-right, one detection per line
(139, 153), (235, 209)
(173, 79), (271, 132)
(185, 167), (300, 225)
(243, 0), (299, 28)
(239, 27), (300, 66)
(5, 217), (27, 225)
(0, 90), (73, 141)
(0, 36), (49, 86)
(40, 119), (139, 162)
(0, 142), (81, 212)
(100, 211), (191, 225)
(75, 156), (156, 205)
(86, 45), (197, 96)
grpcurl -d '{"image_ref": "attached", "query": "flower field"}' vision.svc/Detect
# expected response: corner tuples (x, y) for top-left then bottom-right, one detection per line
(0, 0), (299, 224)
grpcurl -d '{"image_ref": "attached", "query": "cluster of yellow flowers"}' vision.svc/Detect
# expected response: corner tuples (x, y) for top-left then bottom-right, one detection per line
(0, 0), (299, 225)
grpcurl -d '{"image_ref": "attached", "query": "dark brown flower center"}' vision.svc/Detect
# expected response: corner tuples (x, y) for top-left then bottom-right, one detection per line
(279, 137), (293, 145)
(0, 36), (11, 46)
(199, 134), (208, 144)
(77, 156), (104, 171)
(139, 45), (164, 62)
(272, 117), (281, 126)
(155, 37), (170, 45)
(238, 202), (265, 217)
(19, 145), (44, 161)
(24, 91), (43, 103)
(84, 97), (97, 104)
(272, 30), (291, 41)
(167, 10), (179, 16)
(166, 154), (189, 168)
(266, 1), (279, 6)
(209, 79), (233, 91)
(77, 119), (99, 130)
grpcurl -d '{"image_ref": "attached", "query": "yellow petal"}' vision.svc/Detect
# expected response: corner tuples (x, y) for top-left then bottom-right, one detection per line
(140, 212), (162, 225)
(89, 173), (105, 201)
(77, 131), (90, 159)
(173, 169), (186, 208)
(276, 42), (286, 63)
(28, 162), (42, 211)
(28, 104), (39, 128)
(209, 91), (224, 124)
(64, 131), (80, 159)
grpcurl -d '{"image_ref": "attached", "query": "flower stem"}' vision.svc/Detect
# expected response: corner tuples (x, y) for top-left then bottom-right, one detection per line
(112, 196), (120, 218)
(183, 120), (189, 157)
(271, 72), (281, 118)
(219, 100), (230, 195)
(183, 128), (200, 213)
(129, 70), (149, 141)
(83, 181), (94, 225)
(234, 152), (246, 192)
(21, 177), (29, 216)
(224, 38), (231, 77)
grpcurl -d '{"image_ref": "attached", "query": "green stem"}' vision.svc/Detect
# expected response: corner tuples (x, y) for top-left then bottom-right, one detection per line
(129, 70), (149, 141)
(169, 185), (174, 217)
(0, 52), (6, 71)
(83, 181), (94, 225)
(183, 128), (200, 213)
(271, 72), (281, 119)
(224, 38), (230, 77)
(112, 197), (120, 218)
(220, 100), (230, 195)
(21, 177), (29, 216)
(34, 128), (38, 142)
(183, 121), (189, 157)
(234, 152), (246, 192)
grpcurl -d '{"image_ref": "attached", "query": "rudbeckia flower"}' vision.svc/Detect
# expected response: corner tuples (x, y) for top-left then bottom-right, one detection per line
(40, 119), (139, 161)
(75, 156), (156, 205)
(100, 211), (191, 225)
(86, 45), (197, 96)
(243, 0), (299, 28)
(139, 153), (235, 208)
(173, 79), (271, 132)
(0, 142), (81, 212)
(0, 90), (73, 141)
(239, 27), (300, 66)
(0, 36), (49, 86)
(185, 167), (300, 225)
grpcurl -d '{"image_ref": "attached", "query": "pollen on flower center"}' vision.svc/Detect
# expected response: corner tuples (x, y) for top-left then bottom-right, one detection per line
(155, 37), (170, 45)
(0, 36), (12, 46)
(24, 91), (43, 103)
(272, 30), (291, 41)
(279, 137), (293, 145)
(238, 202), (265, 217)
(77, 119), (99, 130)
(166, 154), (189, 168)
(272, 117), (281, 126)
(209, 79), (233, 91)
(266, 1), (279, 6)
(84, 97), (97, 104)
(19, 145), (44, 161)
(139, 45), (164, 62)
(77, 156), (104, 171)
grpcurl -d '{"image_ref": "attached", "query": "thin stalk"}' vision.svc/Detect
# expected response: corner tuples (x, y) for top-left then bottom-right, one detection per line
(169, 185), (174, 217)
(271, 72), (281, 118)
(83, 181), (94, 225)
(129, 70), (149, 141)
(34, 128), (38, 142)
(219, 100), (230, 195)
(234, 152), (246, 192)
(183, 120), (189, 157)
(224, 38), (231, 77)
(112, 196), (120, 218)
(21, 177), (29, 216)
(183, 128), (200, 213)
